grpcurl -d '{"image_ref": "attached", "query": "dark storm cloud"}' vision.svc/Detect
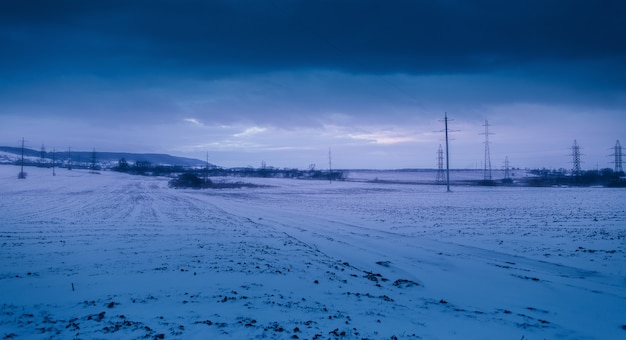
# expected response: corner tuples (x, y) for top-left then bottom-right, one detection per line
(1, 0), (625, 82)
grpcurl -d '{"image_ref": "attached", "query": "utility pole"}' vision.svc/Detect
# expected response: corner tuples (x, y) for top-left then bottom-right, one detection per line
(18, 137), (26, 179)
(328, 147), (333, 184)
(68, 147), (72, 170)
(444, 113), (451, 192)
(52, 148), (56, 176)
(205, 151), (209, 182)
(90, 148), (97, 172)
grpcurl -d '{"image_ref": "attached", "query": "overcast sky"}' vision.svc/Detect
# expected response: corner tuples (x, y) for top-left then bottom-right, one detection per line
(1, 0), (625, 170)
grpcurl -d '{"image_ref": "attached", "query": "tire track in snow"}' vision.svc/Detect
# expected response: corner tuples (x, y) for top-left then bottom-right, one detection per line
(2, 167), (625, 339)
(196, 187), (626, 338)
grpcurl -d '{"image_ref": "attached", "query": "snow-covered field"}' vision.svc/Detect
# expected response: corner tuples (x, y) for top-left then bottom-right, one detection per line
(1, 165), (625, 339)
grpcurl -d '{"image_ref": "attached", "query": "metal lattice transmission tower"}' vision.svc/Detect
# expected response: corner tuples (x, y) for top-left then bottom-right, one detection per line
(480, 120), (494, 180)
(504, 156), (511, 179)
(571, 140), (582, 175)
(436, 144), (445, 184)
(613, 140), (623, 173)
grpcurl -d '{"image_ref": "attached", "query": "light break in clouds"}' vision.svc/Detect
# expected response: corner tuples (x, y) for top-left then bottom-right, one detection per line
(0, 0), (624, 169)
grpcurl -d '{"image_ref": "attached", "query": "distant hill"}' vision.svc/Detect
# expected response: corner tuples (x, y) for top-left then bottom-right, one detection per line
(0, 146), (208, 167)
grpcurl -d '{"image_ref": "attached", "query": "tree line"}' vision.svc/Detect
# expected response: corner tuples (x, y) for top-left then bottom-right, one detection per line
(112, 158), (345, 181)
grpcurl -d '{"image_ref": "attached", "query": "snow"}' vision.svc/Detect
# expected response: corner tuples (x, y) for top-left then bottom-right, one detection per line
(1, 164), (625, 339)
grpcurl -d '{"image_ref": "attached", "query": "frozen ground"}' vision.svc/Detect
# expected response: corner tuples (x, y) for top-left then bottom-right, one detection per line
(1, 165), (625, 339)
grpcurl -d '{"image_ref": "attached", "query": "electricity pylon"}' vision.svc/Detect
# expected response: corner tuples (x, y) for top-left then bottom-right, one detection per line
(504, 156), (511, 180)
(611, 140), (623, 173)
(436, 144), (445, 184)
(480, 120), (494, 180)
(571, 140), (582, 176)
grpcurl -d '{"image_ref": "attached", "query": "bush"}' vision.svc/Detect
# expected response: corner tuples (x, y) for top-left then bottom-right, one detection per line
(168, 173), (264, 189)
(168, 173), (210, 189)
